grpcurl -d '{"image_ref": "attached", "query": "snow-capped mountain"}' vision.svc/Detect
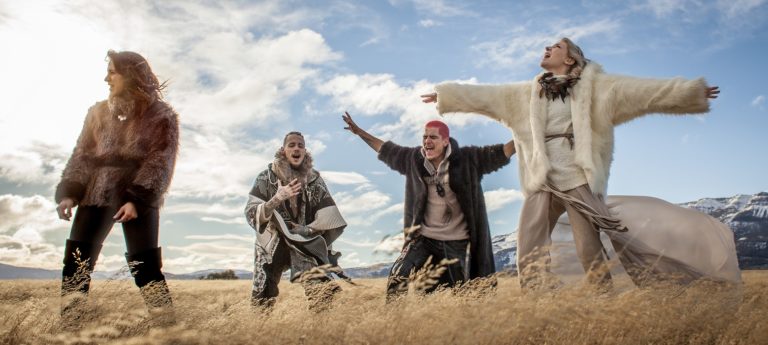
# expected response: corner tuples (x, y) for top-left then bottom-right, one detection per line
(492, 233), (517, 273)
(681, 192), (768, 268)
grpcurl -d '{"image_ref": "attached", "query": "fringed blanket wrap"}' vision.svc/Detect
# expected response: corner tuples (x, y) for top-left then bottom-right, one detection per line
(561, 195), (741, 285)
(245, 165), (347, 296)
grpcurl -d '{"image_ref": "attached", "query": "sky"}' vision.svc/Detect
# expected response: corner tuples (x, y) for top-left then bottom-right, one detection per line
(0, 0), (766, 274)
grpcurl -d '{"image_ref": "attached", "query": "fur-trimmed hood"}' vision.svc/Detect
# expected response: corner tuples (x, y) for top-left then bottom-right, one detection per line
(271, 150), (317, 186)
(436, 62), (710, 196)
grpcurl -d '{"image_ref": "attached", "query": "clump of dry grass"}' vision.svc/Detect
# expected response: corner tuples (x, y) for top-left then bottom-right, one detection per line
(1, 271), (766, 345)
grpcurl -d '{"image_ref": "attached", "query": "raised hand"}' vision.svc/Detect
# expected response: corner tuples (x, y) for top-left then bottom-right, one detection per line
(342, 111), (363, 135)
(706, 86), (720, 99)
(342, 111), (384, 152)
(421, 92), (437, 103)
(275, 178), (301, 202)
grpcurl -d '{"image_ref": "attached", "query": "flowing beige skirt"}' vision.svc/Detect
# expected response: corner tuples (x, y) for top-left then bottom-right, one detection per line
(590, 195), (741, 284)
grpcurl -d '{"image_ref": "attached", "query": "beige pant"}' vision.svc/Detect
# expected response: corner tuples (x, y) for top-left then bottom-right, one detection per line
(516, 184), (611, 289)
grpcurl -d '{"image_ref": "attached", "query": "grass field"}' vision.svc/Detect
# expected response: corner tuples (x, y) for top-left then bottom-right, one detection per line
(1, 271), (766, 345)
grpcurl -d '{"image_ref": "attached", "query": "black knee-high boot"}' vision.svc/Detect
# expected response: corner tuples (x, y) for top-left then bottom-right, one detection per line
(126, 247), (173, 308)
(61, 239), (102, 296)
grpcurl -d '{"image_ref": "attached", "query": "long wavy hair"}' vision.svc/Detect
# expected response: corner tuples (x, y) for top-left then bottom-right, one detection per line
(106, 50), (167, 115)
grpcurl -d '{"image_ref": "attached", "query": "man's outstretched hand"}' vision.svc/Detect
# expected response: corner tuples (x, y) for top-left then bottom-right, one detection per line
(342, 111), (363, 135)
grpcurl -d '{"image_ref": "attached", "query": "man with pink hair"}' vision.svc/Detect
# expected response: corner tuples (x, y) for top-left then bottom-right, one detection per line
(343, 112), (515, 299)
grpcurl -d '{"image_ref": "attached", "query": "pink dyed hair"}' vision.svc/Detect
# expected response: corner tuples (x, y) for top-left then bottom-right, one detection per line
(425, 120), (450, 138)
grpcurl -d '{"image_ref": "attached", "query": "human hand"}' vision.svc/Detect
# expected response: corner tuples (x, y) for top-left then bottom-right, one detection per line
(342, 111), (363, 135)
(113, 202), (138, 223)
(56, 198), (76, 221)
(275, 178), (301, 202)
(706, 86), (720, 99)
(420, 92), (437, 103)
(287, 221), (313, 236)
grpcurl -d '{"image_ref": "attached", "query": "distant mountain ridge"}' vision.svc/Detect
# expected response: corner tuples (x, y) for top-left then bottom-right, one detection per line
(2, 192), (766, 279)
(681, 192), (768, 269)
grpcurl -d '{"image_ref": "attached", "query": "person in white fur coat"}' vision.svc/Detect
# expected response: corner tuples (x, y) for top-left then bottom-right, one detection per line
(422, 37), (729, 290)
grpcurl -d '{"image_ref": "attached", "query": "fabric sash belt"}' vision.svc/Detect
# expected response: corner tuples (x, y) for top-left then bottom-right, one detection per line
(545, 133), (575, 150)
(542, 184), (628, 233)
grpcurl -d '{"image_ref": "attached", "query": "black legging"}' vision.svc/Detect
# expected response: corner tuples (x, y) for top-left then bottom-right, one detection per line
(69, 205), (159, 254)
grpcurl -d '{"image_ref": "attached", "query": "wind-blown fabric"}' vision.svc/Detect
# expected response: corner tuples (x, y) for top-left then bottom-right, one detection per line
(244, 164), (347, 296)
(562, 195), (742, 284)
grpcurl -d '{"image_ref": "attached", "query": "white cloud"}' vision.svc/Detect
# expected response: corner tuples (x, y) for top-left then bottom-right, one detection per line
(645, 0), (692, 17)
(0, 1), (340, 205)
(392, 0), (476, 17)
(321, 171), (371, 186)
(471, 19), (621, 74)
(185, 234), (252, 242)
(335, 238), (379, 248)
(200, 217), (246, 225)
(166, 242), (252, 273)
(752, 95), (765, 109)
(317, 73), (486, 142)
(334, 190), (392, 215)
(0, 235), (61, 270)
(164, 201), (245, 218)
(418, 19), (440, 27)
(0, 194), (67, 236)
(484, 188), (524, 212)
(0, 194), (69, 269)
(717, 0), (766, 18)
(338, 251), (367, 268)
(373, 232), (405, 255)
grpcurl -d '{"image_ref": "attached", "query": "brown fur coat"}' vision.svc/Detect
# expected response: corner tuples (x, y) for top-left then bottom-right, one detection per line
(55, 99), (179, 208)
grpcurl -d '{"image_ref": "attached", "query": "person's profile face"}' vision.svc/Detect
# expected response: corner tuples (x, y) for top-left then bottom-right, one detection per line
(104, 60), (127, 98)
(540, 39), (573, 72)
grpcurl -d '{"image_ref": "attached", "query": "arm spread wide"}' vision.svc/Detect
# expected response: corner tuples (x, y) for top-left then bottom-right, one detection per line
(600, 74), (710, 126)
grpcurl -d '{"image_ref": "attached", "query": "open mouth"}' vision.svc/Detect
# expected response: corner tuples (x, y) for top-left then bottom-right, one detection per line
(543, 52), (551, 59)
(291, 152), (302, 159)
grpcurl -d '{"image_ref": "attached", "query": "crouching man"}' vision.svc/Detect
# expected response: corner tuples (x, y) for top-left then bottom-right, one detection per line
(245, 131), (348, 311)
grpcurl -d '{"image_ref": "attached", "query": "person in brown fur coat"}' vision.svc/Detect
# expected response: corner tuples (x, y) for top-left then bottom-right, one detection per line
(55, 50), (179, 314)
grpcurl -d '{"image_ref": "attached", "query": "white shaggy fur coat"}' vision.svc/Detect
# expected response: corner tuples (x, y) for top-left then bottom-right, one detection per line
(435, 63), (710, 196)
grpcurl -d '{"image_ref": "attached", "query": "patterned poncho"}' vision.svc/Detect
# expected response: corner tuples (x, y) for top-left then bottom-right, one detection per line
(244, 163), (347, 295)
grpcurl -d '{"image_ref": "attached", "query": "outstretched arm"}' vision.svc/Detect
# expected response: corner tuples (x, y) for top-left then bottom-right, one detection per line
(342, 111), (383, 152)
(424, 82), (530, 124)
(464, 141), (513, 176)
(601, 74), (717, 126)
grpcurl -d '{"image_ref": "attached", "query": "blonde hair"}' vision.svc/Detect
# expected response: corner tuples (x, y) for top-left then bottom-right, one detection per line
(560, 37), (588, 79)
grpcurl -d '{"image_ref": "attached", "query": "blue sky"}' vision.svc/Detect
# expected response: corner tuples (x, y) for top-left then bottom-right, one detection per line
(0, 0), (766, 273)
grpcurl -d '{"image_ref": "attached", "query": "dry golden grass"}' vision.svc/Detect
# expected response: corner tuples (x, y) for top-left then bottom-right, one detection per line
(1, 271), (766, 345)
